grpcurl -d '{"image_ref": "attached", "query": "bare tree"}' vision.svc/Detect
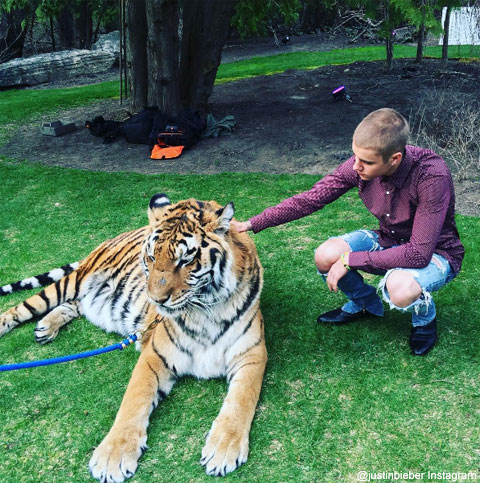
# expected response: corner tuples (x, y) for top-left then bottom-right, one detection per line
(0, 5), (35, 63)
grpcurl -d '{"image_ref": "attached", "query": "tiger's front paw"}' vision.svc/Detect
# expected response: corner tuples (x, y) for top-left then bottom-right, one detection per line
(89, 430), (147, 483)
(34, 315), (61, 344)
(200, 418), (249, 476)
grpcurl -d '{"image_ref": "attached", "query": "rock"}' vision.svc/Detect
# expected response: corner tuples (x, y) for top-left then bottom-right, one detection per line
(392, 26), (415, 42)
(0, 49), (116, 87)
(92, 31), (120, 63)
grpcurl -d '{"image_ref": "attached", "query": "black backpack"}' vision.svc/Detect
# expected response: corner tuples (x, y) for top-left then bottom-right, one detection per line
(121, 106), (169, 145)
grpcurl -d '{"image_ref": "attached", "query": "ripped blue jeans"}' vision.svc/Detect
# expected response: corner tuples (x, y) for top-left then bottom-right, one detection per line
(322, 230), (457, 327)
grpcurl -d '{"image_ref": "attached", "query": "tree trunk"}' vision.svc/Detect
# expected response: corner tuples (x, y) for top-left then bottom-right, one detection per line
(74, 1), (93, 49)
(179, 0), (236, 111)
(58, 3), (93, 50)
(127, 0), (149, 111)
(49, 15), (56, 52)
(386, 33), (393, 71)
(58, 8), (75, 49)
(416, 2), (426, 63)
(145, 0), (182, 116)
(383, 0), (394, 71)
(442, 6), (451, 64)
(126, 0), (235, 115)
(416, 22), (425, 63)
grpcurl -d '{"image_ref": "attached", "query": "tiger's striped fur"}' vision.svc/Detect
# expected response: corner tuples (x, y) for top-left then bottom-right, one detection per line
(0, 194), (267, 481)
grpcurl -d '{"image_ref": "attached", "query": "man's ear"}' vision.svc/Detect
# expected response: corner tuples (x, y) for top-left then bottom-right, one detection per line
(148, 193), (171, 225)
(390, 151), (403, 167)
(213, 202), (235, 235)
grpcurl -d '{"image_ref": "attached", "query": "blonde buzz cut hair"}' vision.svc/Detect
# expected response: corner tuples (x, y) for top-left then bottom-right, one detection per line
(353, 108), (409, 162)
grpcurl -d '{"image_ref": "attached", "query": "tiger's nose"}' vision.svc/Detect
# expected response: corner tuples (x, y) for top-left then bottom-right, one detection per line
(152, 289), (172, 305)
(154, 292), (171, 305)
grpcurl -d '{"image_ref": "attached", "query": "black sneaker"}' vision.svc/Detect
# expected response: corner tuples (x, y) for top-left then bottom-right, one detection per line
(317, 307), (378, 325)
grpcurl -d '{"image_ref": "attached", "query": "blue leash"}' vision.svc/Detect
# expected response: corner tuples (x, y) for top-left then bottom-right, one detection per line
(0, 333), (139, 372)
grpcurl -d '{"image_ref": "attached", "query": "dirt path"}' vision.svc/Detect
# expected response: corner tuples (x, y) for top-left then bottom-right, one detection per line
(1, 36), (479, 216)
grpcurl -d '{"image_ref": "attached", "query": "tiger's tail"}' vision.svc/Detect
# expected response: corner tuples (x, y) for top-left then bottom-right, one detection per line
(0, 262), (79, 296)
(0, 266), (81, 337)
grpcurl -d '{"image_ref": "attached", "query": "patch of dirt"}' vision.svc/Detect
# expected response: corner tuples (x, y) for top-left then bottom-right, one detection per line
(1, 43), (479, 217)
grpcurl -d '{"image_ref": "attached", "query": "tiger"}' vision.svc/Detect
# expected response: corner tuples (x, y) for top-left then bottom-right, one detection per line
(0, 194), (267, 482)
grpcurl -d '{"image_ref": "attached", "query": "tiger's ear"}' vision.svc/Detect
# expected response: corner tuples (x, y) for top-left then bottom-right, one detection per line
(148, 193), (171, 225)
(213, 202), (235, 235)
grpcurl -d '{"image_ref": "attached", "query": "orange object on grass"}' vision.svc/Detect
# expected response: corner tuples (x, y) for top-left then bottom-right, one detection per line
(150, 142), (184, 160)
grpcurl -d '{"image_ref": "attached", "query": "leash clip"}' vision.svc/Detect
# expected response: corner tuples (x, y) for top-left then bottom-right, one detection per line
(120, 333), (140, 349)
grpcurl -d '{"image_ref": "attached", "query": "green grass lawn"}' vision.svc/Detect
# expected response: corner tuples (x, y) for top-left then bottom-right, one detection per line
(0, 44), (479, 482)
(0, 160), (479, 482)
(216, 44), (480, 83)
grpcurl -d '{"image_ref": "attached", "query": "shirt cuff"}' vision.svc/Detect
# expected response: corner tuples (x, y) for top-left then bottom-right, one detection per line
(348, 251), (370, 270)
(249, 214), (271, 233)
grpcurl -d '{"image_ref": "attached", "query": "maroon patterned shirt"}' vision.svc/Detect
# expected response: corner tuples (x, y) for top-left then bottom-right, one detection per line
(250, 145), (464, 274)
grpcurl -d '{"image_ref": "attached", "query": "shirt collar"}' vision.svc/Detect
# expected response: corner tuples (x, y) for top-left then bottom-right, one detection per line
(381, 145), (414, 188)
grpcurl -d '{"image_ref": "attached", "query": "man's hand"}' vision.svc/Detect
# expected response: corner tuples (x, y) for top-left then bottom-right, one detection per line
(230, 220), (252, 233)
(326, 254), (349, 292)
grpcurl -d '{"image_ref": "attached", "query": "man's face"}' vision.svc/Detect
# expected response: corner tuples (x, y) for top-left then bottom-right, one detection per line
(352, 141), (400, 181)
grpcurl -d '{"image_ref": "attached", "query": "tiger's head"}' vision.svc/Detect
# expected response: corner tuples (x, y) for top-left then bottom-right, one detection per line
(141, 194), (237, 316)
